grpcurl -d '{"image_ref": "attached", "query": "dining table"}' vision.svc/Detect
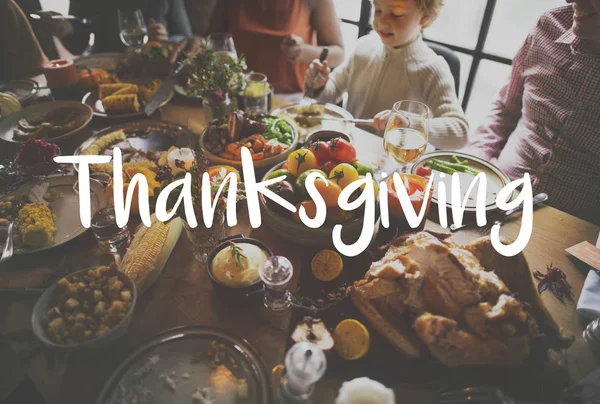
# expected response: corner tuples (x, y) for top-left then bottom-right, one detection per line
(0, 76), (599, 404)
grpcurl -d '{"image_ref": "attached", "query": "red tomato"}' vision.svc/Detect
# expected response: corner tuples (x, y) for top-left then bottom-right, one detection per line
(415, 166), (432, 178)
(387, 174), (432, 220)
(282, 161), (289, 170)
(319, 160), (337, 176)
(390, 176), (423, 196)
(329, 138), (357, 164)
(309, 141), (332, 166)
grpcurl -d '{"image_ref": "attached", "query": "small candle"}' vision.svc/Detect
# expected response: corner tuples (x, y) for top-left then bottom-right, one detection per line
(335, 377), (395, 404)
(167, 148), (195, 174)
(41, 59), (78, 88)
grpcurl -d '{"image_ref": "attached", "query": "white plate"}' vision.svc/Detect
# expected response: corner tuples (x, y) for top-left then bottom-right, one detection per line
(0, 101), (93, 144)
(0, 175), (107, 254)
(271, 102), (354, 141)
(82, 79), (173, 119)
(411, 151), (514, 212)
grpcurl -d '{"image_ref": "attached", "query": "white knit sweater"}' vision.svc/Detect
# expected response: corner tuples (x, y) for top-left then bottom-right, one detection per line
(316, 32), (469, 150)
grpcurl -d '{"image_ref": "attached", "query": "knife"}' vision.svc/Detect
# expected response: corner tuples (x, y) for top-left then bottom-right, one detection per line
(449, 193), (548, 232)
(144, 53), (188, 116)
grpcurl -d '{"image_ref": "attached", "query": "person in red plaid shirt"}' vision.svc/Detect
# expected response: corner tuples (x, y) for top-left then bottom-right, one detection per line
(465, 0), (600, 225)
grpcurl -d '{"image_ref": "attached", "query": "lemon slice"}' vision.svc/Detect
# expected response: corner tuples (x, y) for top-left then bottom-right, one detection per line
(311, 249), (344, 281)
(333, 319), (370, 360)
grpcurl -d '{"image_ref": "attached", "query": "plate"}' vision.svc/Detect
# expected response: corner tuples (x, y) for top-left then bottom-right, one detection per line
(95, 326), (272, 404)
(73, 120), (195, 170)
(82, 80), (173, 119)
(0, 175), (107, 254)
(272, 102), (354, 141)
(411, 151), (513, 211)
(0, 101), (93, 144)
(0, 80), (39, 103)
(74, 53), (125, 72)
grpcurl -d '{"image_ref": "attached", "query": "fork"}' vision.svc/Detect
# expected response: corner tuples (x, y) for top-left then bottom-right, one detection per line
(440, 386), (540, 404)
(1, 200), (23, 264)
(299, 47), (329, 107)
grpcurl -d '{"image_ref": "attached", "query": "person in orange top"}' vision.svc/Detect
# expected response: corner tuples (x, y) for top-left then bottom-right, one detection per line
(171, 0), (346, 94)
(225, 0), (345, 94)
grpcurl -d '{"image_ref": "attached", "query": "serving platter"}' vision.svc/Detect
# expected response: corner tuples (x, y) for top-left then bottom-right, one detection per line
(411, 151), (514, 212)
(73, 120), (195, 171)
(0, 175), (107, 255)
(0, 101), (93, 144)
(272, 102), (354, 141)
(74, 53), (125, 72)
(82, 80), (173, 119)
(95, 326), (272, 404)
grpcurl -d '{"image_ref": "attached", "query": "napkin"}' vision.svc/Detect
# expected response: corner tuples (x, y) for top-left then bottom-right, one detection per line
(576, 233), (600, 319)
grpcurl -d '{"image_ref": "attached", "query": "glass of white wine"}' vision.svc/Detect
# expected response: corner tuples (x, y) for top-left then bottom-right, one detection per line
(383, 100), (431, 173)
(207, 33), (238, 63)
(118, 9), (148, 48)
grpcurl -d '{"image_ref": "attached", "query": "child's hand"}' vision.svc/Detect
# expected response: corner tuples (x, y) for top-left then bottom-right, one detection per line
(306, 60), (330, 91)
(373, 110), (409, 132)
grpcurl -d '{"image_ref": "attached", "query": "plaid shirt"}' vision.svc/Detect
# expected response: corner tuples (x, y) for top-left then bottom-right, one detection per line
(465, 6), (600, 225)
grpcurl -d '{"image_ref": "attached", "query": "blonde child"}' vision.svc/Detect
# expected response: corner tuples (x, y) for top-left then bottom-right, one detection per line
(307, 0), (468, 150)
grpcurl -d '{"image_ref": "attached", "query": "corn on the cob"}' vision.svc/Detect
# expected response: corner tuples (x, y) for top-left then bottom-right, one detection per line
(110, 84), (138, 97)
(16, 203), (55, 247)
(102, 94), (140, 112)
(120, 214), (182, 293)
(82, 130), (127, 155)
(138, 79), (162, 102)
(98, 83), (130, 99)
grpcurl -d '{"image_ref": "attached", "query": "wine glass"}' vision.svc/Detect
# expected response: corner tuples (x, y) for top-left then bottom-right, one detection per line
(243, 73), (270, 114)
(383, 100), (431, 174)
(117, 9), (148, 48)
(207, 33), (238, 63)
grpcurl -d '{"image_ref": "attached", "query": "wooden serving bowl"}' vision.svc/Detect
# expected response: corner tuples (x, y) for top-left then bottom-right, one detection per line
(259, 162), (380, 248)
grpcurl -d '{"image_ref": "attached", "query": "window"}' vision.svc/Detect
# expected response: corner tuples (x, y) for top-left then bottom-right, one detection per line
(334, 0), (566, 128)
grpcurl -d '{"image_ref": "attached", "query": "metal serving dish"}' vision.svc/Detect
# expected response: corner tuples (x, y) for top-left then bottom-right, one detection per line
(95, 326), (272, 404)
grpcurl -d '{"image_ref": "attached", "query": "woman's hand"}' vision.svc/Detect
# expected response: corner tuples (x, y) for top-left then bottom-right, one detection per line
(305, 59), (330, 91)
(169, 35), (204, 64)
(373, 110), (409, 132)
(147, 18), (168, 42)
(281, 34), (304, 62)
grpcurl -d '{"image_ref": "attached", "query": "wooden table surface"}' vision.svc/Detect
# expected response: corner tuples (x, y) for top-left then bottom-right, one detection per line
(1, 93), (599, 404)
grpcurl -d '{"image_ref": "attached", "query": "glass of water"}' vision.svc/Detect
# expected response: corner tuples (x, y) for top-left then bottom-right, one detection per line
(117, 9), (148, 48)
(259, 256), (293, 311)
(91, 207), (131, 255)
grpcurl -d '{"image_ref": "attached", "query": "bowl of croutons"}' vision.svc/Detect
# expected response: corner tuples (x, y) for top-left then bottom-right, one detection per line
(32, 264), (137, 349)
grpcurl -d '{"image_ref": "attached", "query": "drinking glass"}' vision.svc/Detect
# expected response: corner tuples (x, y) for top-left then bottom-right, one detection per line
(383, 100), (431, 173)
(91, 207), (131, 256)
(244, 73), (269, 114)
(207, 33), (238, 63)
(259, 256), (293, 311)
(118, 9), (148, 48)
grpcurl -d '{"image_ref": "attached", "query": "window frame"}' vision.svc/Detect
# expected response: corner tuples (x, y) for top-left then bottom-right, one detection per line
(342, 0), (514, 111)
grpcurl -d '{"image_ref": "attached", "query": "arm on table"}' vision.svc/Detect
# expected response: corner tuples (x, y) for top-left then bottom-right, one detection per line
(421, 57), (469, 151)
(0, 0), (48, 81)
(463, 34), (532, 159)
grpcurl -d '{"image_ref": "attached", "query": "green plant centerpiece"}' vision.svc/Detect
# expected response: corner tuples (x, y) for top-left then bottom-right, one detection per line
(184, 47), (247, 119)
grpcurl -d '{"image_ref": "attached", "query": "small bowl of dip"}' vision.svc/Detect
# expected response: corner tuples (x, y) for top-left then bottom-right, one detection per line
(207, 236), (273, 298)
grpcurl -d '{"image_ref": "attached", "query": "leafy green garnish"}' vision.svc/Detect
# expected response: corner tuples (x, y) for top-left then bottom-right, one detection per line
(229, 242), (246, 267)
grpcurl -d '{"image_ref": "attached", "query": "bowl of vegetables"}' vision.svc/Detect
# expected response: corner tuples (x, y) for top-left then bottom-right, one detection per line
(259, 136), (380, 247)
(200, 110), (299, 171)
